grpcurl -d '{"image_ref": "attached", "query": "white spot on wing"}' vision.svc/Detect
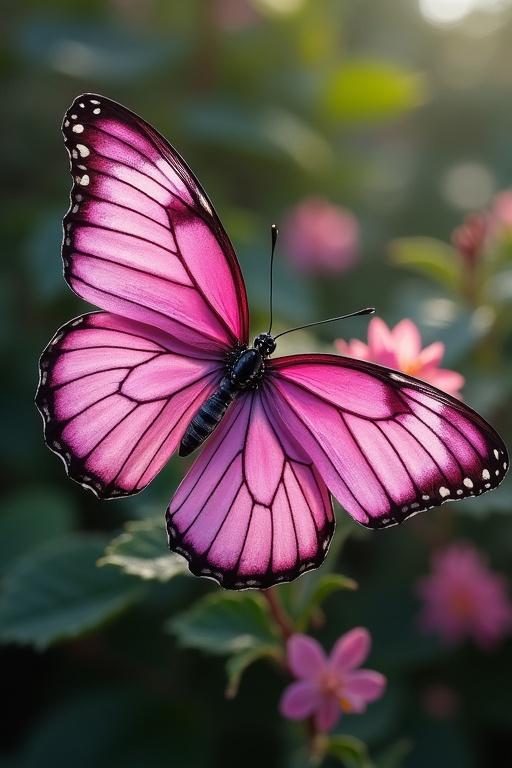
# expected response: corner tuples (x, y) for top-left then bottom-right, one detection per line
(72, 124), (84, 134)
(482, 469), (490, 480)
(76, 143), (90, 158)
(494, 449), (499, 459)
(79, 174), (90, 186)
(463, 478), (473, 488)
(439, 487), (450, 498)
(93, 107), (101, 115)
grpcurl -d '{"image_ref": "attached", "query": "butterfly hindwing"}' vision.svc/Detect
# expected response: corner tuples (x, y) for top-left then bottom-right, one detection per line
(61, 94), (249, 355)
(36, 312), (224, 499)
(166, 390), (334, 589)
(267, 354), (508, 528)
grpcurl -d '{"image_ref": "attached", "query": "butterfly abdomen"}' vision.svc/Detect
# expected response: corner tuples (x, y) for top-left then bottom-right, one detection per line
(179, 378), (238, 457)
(179, 347), (265, 457)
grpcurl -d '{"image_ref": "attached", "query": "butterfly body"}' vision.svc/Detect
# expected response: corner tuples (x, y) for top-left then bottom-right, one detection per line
(179, 334), (276, 456)
(36, 93), (509, 590)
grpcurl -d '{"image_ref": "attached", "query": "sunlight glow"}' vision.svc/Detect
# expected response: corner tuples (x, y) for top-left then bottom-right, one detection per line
(256, 0), (305, 15)
(441, 162), (495, 210)
(419, 0), (512, 26)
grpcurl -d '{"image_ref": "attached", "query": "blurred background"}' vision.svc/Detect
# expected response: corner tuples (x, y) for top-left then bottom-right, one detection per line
(1, 0), (512, 766)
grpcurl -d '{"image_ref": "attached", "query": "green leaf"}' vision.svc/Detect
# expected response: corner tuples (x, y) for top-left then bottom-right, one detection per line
(170, 592), (279, 655)
(0, 534), (143, 650)
(225, 645), (281, 699)
(323, 61), (427, 122)
(296, 573), (358, 630)
(327, 735), (374, 768)
(0, 487), (77, 577)
(98, 517), (188, 582)
(389, 237), (460, 291)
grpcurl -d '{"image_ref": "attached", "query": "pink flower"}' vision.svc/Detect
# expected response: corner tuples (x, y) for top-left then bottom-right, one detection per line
(452, 212), (488, 269)
(417, 543), (512, 650)
(279, 629), (386, 732)
(282, 197), (359, 274)
(336, 317), (464, 397)
(490, 189), (512, 233)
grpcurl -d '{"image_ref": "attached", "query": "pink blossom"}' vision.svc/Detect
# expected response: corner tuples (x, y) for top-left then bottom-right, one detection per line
(417, 543), (512, 650)
(282, 197), (359, 274)
(452, 212), (488, 269)
(490, 189), (512, 232)
(279, 630), (386, 732)
(335, 317), (464, 397)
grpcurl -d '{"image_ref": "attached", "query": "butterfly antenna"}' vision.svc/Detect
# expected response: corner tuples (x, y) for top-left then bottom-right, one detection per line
(273, 307), (375, 340)
(267, 224), (278, 334)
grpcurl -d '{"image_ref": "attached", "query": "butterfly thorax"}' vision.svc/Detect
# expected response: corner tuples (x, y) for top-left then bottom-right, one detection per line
(179, 334), (276, 457)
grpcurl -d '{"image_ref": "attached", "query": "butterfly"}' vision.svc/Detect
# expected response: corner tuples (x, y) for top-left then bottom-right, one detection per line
(36, 94), (508, 590)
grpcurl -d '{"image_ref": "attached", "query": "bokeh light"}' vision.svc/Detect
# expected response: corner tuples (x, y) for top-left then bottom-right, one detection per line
(419, 0), (512, 26)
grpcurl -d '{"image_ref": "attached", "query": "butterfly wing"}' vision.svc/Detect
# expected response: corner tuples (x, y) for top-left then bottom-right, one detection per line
(61, 94), (249, 353)
(266, 354), (508, 528)
(166, 390), (334, 589)
(36, 312), (223, 499)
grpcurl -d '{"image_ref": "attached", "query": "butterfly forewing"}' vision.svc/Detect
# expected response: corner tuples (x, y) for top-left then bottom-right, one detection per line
(61, 94), (249, 354)
(267, 355), (509, 528)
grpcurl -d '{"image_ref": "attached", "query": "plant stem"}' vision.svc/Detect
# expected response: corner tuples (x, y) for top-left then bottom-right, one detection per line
(261, 587), (295, 641)
(262, 589), (325, 763)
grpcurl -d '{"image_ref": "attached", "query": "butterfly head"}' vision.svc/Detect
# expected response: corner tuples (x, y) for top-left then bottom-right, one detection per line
(253, 333), (276, 357)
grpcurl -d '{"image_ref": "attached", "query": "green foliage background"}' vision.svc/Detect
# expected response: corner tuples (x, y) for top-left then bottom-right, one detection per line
(1, 1), (512, 766)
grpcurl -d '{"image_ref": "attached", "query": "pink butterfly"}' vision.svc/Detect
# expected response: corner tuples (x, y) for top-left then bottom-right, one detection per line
(36, 94), (508, 589)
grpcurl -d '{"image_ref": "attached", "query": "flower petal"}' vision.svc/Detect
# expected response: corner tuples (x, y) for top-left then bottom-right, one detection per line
(343, 670), (387, 703)
(280, 681), (320, 720)
(287, 634), (327, 680)
(417, 341), (444, 372)
(367, 317), (395, 365)
(393, 318), (422, 362)
(315, 693), (340, 732)
(329, 627), (371, 673)
(424, 369), (465, 397)
(336, 339), (370, 360)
